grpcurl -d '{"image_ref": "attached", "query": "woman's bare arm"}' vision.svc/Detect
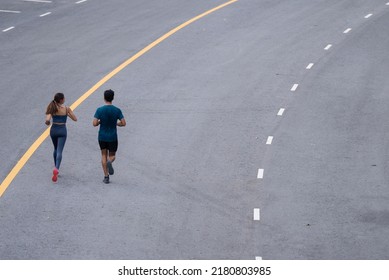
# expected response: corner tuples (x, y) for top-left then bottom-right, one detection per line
(67, 107), (77, 121)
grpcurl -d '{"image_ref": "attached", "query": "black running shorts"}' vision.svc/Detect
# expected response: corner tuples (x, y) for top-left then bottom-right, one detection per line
(98, 140), (118, 152)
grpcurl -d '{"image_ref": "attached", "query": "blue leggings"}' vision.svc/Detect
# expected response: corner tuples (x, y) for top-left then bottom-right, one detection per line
(50, 124), (67, 170)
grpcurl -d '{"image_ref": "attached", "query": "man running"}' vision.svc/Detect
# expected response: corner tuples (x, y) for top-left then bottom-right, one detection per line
(93, 89), (126, 183)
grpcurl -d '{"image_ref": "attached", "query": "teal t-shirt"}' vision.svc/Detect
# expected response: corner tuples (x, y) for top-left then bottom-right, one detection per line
(94, 105), (124, 142)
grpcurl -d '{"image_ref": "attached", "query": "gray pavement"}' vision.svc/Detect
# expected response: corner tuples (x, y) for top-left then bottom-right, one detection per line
(0, 0), (389, 259)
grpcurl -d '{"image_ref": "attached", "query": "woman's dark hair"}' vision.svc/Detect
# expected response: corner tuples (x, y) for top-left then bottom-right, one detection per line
(104, 89), (114, 102)
(46, 92), (64, 115)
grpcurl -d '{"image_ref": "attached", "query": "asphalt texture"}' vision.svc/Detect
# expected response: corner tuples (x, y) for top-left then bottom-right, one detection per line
(1, 0), (389, 260)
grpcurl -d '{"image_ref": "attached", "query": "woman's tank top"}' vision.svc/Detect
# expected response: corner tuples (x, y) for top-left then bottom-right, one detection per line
(52, 106), (68, 123)
(52, 114), (67, 123)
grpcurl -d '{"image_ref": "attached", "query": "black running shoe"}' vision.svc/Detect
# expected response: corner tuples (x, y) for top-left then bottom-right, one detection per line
(103, 176), (109, 184)
(107, 161), (114, 175)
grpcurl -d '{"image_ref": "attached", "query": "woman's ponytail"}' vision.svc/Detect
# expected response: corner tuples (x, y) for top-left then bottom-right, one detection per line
(46, 92), (64, 115)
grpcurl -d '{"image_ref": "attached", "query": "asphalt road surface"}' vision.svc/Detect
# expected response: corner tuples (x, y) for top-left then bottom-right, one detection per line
(1, 0), (389, 260)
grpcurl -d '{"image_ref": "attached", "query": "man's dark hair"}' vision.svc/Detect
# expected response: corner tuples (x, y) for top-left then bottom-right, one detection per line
(104, 89), (114, 102)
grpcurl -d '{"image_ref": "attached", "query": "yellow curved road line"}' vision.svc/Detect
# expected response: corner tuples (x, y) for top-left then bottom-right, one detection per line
(0, 0), (238, 198)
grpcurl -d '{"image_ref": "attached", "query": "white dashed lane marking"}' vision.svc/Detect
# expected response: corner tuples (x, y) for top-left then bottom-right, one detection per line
(291, 84), (299, 92)
(266, 136), (273, 145)
(343, 28), (352, 34)
(23, 0), (52, 3)
(0, 10), (21, 13)
(277, 108), (285, 116)
(39, 12), (51, 17)
(254, 208), (260, 220)
(76, 0), (87, 3)
(306, 63), (314, 70)
(255, 256), (263, 260)
(324, 44), (332, 50)
(364, 13), (373, 19)
(2, 26), (15, 32)
(257, 169), (264, 179)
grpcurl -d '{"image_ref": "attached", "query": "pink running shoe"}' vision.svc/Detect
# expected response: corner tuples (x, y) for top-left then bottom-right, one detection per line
(52, 168), (59, 182)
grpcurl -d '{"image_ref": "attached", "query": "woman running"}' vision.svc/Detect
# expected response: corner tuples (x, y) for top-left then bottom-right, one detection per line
(45, 93), (77, 182)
